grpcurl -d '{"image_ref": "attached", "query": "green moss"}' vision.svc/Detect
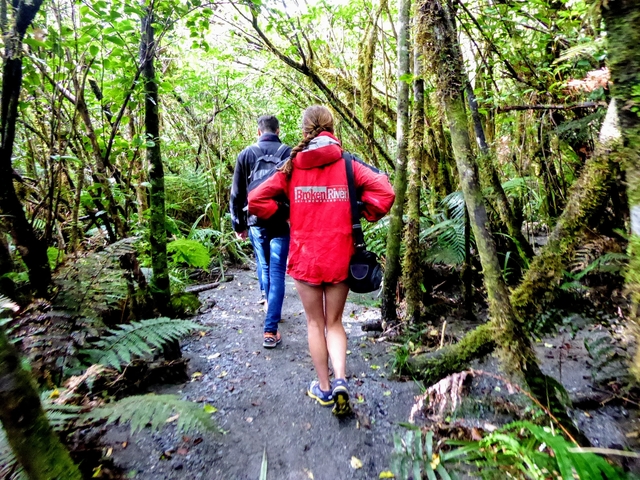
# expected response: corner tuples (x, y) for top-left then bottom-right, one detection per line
(406, 323), (495, 383)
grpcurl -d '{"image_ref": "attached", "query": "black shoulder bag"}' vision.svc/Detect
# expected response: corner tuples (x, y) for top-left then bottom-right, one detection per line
(344, 152), (383, 293)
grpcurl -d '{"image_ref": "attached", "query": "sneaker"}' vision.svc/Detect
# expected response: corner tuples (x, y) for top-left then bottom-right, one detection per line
(331, 378), (352, 416)
(307, 381), (334, 406)
(263, 331), (281, 348)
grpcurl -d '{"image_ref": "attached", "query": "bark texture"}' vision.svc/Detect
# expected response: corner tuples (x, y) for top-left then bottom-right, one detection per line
(141, 12), (170, 313)
(381, 0), (410, 324)
(402, 47), (425, 323)
(600, 0), (640, 381)
(0, 323), (81, 479)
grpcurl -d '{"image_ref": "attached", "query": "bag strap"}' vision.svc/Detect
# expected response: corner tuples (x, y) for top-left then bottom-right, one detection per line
(343, 152), (365, 249)
(274, 143), (289, 160)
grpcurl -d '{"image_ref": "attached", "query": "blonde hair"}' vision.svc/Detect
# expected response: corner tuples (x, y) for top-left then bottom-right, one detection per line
(280, 105), (334, 176)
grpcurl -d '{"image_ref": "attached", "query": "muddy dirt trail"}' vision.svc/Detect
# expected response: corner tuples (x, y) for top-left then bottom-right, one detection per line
(105, 268), (419, 480)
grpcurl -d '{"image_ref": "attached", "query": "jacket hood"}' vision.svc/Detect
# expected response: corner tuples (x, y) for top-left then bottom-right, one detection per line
(293, 132), (342, 170)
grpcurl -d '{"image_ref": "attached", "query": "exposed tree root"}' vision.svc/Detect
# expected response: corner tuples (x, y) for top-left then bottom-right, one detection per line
(403, 323), (495, 383)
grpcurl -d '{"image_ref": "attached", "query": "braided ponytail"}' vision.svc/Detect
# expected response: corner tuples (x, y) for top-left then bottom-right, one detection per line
(279, 106), (334, 176)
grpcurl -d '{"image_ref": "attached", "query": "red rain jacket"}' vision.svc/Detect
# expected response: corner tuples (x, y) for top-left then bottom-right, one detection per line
(248, 132), (395, 285)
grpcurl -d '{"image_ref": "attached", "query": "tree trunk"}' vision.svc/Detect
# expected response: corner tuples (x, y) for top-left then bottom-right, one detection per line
(417, 0), (585, 442)
(0, 0), (50, 298)
(466, 84), (534, 263)
(0, 321), (81, 479)
(600, 0), (640, 381)
(511, 100), (620, 320)
(381, 0), (410, 324)
(141, 12), (170, 313)
(403, 46), (425, 324)
(358, 0), (385, 165)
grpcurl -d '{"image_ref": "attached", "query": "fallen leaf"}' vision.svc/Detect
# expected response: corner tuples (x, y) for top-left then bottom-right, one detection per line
(356, 394), (365, 404)
(106, 447), (113, 457)
(122, 442), (128, 449)
(203, 404), (218, 414)
(217, 371), (228, 378)
(199, 331), (207, 337)
(304, 468), (314, 479)
(191, 372), (203, 379)
(49, 389), (60, 399)
(166, 414), (180, 423)
(544, 343), (554, 348)
(346, 350), (352, 355)
(383, 390), (391, 396)
(379, 472), (395, 479)
(350, 456), (363, 469)
(370, 365), (380, 370)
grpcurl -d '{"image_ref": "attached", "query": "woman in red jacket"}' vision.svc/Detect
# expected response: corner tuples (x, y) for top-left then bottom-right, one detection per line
(248, 105), (395, 415)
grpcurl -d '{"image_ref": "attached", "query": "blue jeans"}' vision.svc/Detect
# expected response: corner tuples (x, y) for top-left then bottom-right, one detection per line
(249, 226), (290, 333)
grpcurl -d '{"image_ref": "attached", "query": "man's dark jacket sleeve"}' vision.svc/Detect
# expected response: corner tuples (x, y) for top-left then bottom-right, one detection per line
(230, 149), (248, 233)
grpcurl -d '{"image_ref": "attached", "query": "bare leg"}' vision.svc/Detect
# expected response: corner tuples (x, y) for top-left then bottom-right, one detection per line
(295, 280), (331, 391)
(323, 282), (349, 380)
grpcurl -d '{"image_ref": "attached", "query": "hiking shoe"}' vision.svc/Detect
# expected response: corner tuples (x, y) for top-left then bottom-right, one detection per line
(331, 378), (352, 416)
(307, 381), (334, 406)
(263, 331), (281, 348)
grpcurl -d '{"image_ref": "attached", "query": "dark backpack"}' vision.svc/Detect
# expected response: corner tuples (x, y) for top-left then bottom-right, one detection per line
(247, 144), (289, 193)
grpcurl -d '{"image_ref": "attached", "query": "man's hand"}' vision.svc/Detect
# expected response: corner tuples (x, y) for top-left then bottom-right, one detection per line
(236, 230), (248, 240)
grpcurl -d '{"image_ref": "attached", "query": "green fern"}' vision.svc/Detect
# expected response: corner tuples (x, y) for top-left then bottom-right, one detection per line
(420, 192), (469, 266)
(0, 428), (25, 480)
(391, 427), (457, 479)
(167, 239), (211, 269)
(392, 421), (626, 479)
(84, 394), (219, 435)
(81, 318), (204, 369)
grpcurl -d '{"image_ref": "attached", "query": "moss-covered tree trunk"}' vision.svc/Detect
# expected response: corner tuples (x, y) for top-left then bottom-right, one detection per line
(141, 11), (170, 313)
(0, 0), (50, 298)
(358, 0), (385, 165)
(0, 320), (81, 479)
(417, 0), (585, 441)
(403, 47), (425, 324)
(600, 0), (640, 380)
(466, 84), (534, 263)
(381, 0), (410, 324)
(511, 99), (620, 320)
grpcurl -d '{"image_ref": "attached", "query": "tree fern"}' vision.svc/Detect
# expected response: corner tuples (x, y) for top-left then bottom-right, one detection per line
(85, 394), (219, 435)
(420, 192), (469, 266)
(82, 318), (203, 369)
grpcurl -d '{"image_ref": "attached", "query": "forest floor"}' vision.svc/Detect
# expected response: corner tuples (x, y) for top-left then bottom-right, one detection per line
(105, 268), (419, 480)
(103, 268), (640, 479)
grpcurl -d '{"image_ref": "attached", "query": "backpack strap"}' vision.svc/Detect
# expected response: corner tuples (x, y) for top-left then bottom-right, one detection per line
(344, 152), (365, 249)
(274, 143), (289, 160)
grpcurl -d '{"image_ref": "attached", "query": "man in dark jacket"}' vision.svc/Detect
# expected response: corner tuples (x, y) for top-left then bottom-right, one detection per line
(230, 115), (291, 348)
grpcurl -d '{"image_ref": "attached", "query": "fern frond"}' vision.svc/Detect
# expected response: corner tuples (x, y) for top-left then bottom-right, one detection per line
(0, 428), (26, 480)
(84, 394), (219, 435)
(0, 295), (19, 314)
(82, 318), (203, 369)
(440, 191), (465, 220)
